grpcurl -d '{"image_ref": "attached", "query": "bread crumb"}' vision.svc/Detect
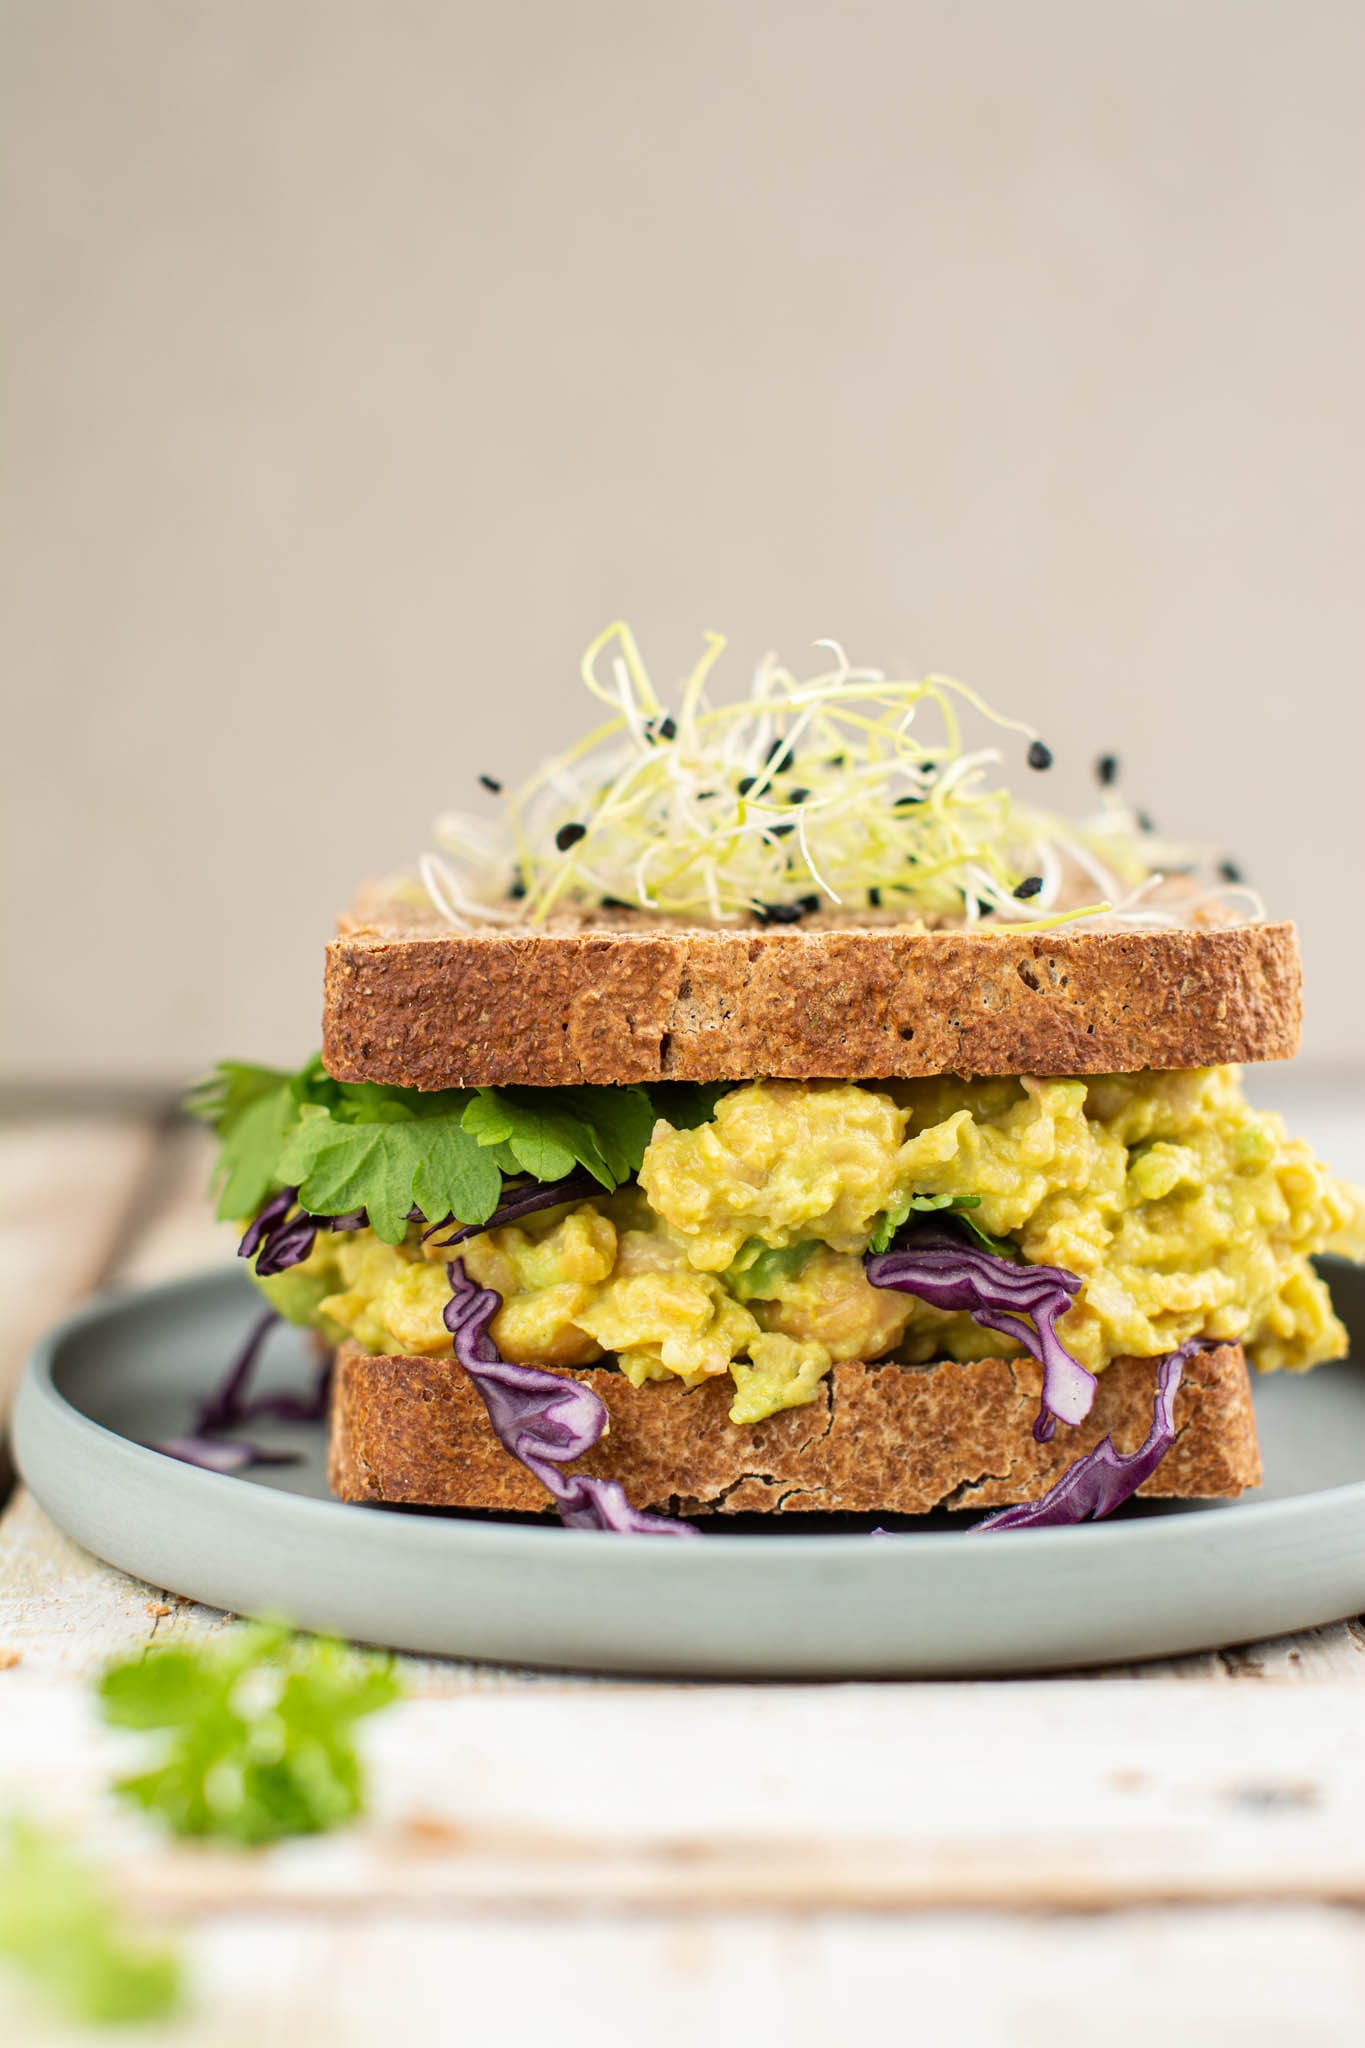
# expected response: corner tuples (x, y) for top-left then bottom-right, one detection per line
(0, 1649), (21, 1671)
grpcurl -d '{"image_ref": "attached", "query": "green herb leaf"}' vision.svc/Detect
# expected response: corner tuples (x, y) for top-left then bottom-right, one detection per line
(953, 1211), (1020, 1259)
(867, 1191), (995, 1257)
(98, 1623), (401, 1847)
(464, 1085), (658, 1190)
(187, 1056), (681, 1235)
(213, 1080), (300, 1222)
(463, 1092), (576, 1181)
(186, 1057), (338, 1223)
(0, 1818), (182, 2025)
(723, 1238), (818, 1302)
(184, 1059), (289, 1129)
(645, 1081), (732, 1130)
(276, 1103), (501, 1244)
(409, 1112), (505, 1233)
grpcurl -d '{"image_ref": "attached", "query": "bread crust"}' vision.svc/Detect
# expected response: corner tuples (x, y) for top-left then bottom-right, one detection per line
(328, 1341), (1261, 1516)
(323, 890), (1301, 1088)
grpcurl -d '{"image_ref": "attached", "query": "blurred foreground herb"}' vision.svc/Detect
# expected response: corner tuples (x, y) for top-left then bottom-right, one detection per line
(99, 1623), (401, 1846)
(0, 1817), (182, 2025)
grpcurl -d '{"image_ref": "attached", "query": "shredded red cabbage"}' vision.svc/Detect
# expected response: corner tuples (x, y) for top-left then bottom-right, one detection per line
(443, 1260), (696, 1536)
(238, 1189), (368, 1277)
(243, 1167), (598, 1274)
(975, 1339), (1208, 1530)
(426, 1172), (599, 1248)
(149, 1436), (301, 1474)
(196, 1309), (332, 1432)
(194, 1307), (284, 1434)
(864, 1226), (1094, 1440)
(148, 1306), (330, 1474)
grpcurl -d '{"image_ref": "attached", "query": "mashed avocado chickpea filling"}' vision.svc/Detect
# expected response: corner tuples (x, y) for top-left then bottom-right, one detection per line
(197, 1062), (1365, 1432)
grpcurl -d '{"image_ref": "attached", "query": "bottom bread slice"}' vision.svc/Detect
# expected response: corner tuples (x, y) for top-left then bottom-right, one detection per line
(328, 1341), (1261, 1516)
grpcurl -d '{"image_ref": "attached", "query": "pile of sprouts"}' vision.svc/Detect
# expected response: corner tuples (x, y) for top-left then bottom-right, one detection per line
(421, 624), (1261, 932)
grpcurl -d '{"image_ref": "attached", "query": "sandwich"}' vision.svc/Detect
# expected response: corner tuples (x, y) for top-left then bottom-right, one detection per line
(185, 624), (1365, 1532)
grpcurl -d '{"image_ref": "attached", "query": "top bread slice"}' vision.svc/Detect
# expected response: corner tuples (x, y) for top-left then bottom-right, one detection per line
(321, 879), (1301, 1088)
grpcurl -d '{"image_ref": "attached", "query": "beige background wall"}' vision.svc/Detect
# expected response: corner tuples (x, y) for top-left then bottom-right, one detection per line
(3, 0), (1362, 1082)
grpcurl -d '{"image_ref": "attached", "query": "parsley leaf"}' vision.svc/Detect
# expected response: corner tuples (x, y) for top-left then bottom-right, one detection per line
(464, 1085), (657, 1190)
(0, 1818), (182, 2024)
(186, 1057), (338, 1223)
(723, 1238), (818, 1301)
(463, 1091), (576, 1181)
(867, 1191), (1004, 1256)
(185, 1055), (719, 1237)
(275, 1097), (501, 1243)
(645, 1081), (732, 1130)
(99, 1623), (401, 1847)
(211, 1082), (300, 1222)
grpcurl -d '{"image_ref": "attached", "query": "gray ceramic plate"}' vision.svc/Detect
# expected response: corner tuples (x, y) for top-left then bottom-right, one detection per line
(13, 1265), (1365, 1676)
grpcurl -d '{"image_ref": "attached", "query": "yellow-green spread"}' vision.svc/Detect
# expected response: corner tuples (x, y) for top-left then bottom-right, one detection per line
(255, 1068), (1365, 1426)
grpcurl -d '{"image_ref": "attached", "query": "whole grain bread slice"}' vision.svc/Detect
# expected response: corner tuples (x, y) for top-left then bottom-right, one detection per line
(323, 881), (1300, 1088)
(328, 1341), (1260, 1516)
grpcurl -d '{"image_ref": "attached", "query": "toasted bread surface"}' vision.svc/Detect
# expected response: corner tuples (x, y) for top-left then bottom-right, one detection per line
(324, 883), (1300, 1088)
(328, 1341), (1260, 1516)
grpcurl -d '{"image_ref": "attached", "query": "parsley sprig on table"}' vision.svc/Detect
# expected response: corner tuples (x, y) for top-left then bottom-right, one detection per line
(98, 1623), (401, 1846)
(0, 1818), (182, 2025)
(187, 1056), (728, 1243)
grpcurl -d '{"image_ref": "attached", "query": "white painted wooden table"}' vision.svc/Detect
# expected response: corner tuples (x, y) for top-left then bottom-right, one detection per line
(3, 1088), (1365, 2047)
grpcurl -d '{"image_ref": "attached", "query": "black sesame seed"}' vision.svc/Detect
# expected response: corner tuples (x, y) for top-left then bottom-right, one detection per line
(478, 773), (504, 794)
(1027, 739), (1054, 771)
(787, 786), (811, 804)
(798, 894), (821, 915)
(1218, 859), (1244, 884)
(598, 896), (633, 910)
(1137, 810), (1156, 834)
(868, 887), (882, 909)
(737, 776), (757, 797)
(761, 901), (805, 924)
(696, 789), (719, 800)
(770, 821), (796, 838)
(555, 821), (587, 851)
(893, 793), (923, 809)
(1013, 875), (1044, 900)
(976, 898), (996, 918)
(766, 739), (796, 773)
(657, 716), (677, 741)
(825, 753), (847, 769)
(1095, 753), (1119, 788)
(508, 872), (527, 901)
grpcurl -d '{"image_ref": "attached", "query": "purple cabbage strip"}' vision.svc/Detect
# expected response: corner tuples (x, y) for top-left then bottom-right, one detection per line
(238, 1189), (368, 1278)
(426, 1172), (599, 1249)
(238, 1185), (295, 1261)
(864, 1226), (1094, 1441)
(150, 1436), (301, 1475)
(195, 1308), (333, 1433)
(975, 1338), (1210, 1531)
(194, 1306), (283, 1434)
(443, 1260), (696, 1537)
(148, 1305), (330, 1475)
(230, 1356), (334, 1427)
